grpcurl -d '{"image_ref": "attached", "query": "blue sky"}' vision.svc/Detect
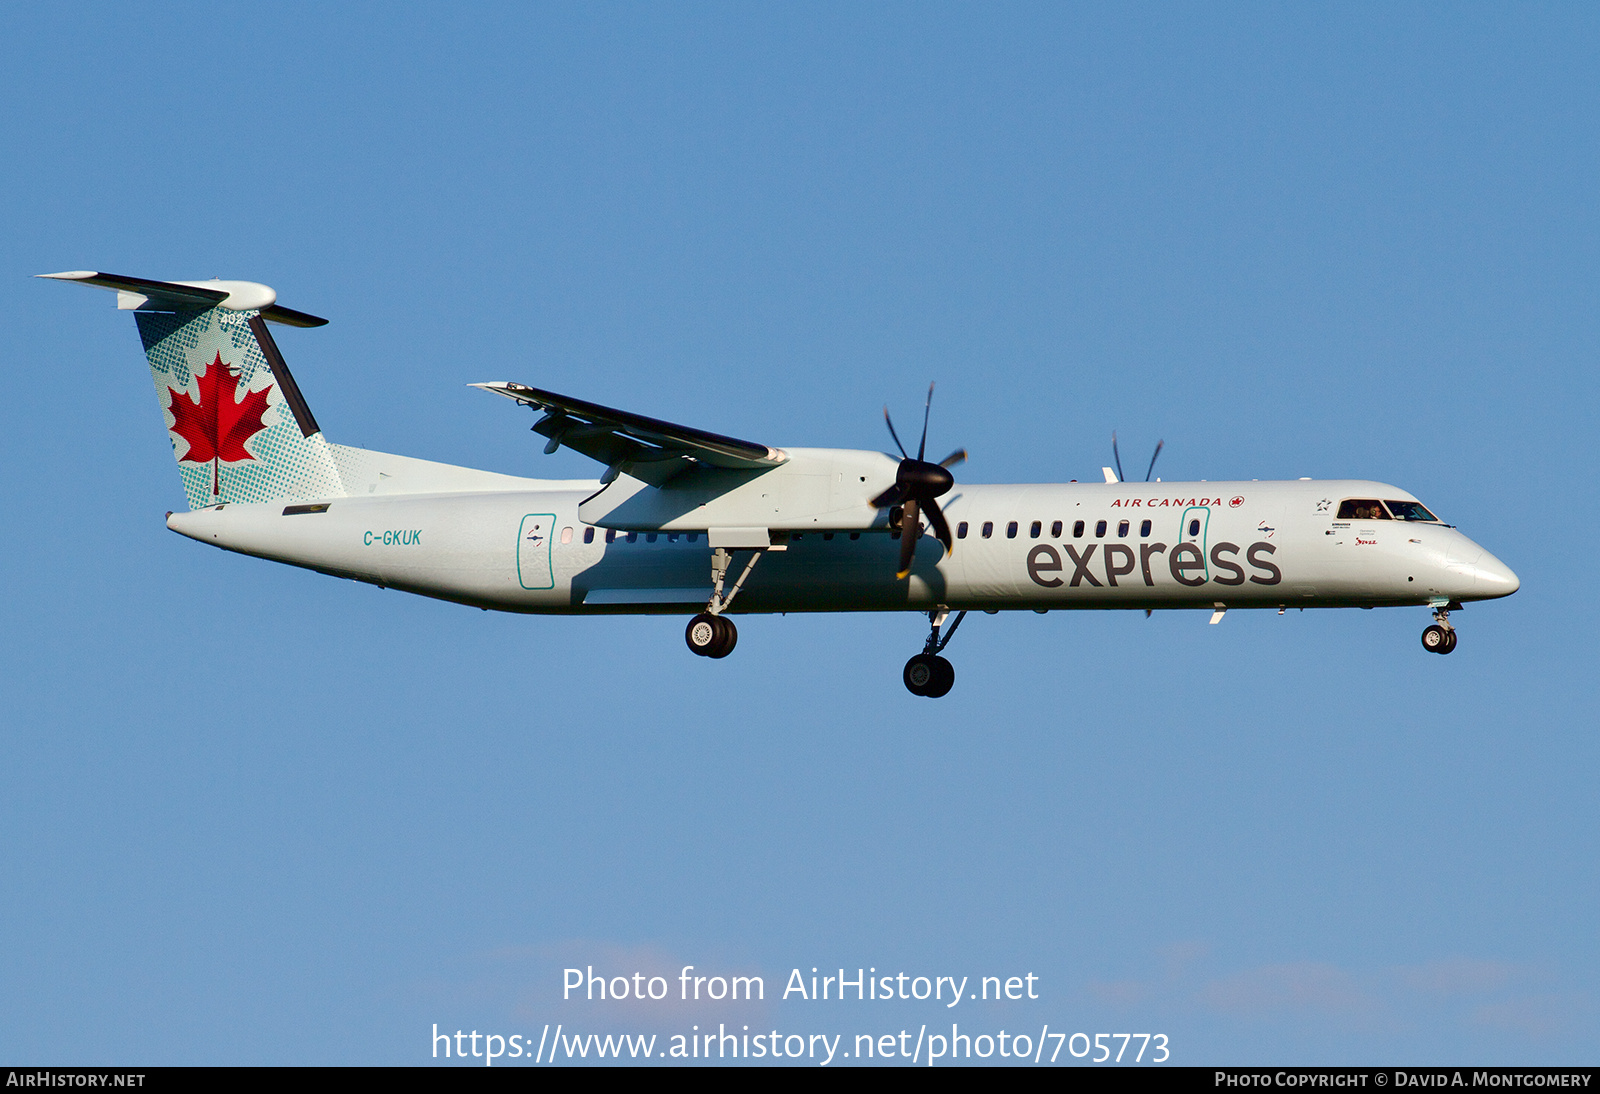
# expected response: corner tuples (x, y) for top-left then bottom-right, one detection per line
(2, 3), (1595, 1064)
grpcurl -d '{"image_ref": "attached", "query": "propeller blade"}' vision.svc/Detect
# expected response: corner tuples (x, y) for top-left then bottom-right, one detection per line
(939, 448), (967, 469)
(883, 407), (910, 460)
(1144, 440), (1165, 482)
(870, 482), (906, 509)
(896, 498), (920, 579)
(924, 498), (953, 557)
(1112, 430), (1125, 484)
(917, 382), (934, 461)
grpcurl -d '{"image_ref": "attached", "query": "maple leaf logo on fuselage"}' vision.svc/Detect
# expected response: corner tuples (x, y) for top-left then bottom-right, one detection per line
(168, 351), (273, 496)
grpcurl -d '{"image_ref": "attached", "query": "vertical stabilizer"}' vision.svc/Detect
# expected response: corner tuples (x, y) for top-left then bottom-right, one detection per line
(42, 272), (347, 510)
(135, 306), (346, 509)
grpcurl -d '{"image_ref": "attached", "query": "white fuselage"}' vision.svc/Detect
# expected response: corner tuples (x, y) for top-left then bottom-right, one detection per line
(165, 463), (1518, 617)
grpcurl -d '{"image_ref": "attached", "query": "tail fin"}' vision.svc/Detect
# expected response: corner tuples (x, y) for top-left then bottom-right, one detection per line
(41, 272), (347, 510)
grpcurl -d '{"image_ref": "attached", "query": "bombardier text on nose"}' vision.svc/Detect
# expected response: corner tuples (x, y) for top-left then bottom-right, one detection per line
(43, 271), (1519, 696)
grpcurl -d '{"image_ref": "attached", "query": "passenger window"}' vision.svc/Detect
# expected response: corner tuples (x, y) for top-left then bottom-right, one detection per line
(1030, 520), (1042, 539)
(583, 527), (595, 544)
(1140, 519), (1151, 537)
(957, 522), (968, 539)
(1006, 521), (1018, 539)
(687, 532), (699, 542)
(1095, 520), (1107, 537)
(982, 521), (994, 539)
(823, 532), (834, 540)
(1073, 520), (1085, 538)
(668, 533), (679, 543)
(792, 532), (803, 541)
(626, 531), (638, 543)
(561, 526), (573, 544)
(1188, 519), (1200, 537)
(1051, 520), (1062, 537)
(850, 532), (861, 540)
(646, 533), (658, 543)
(1117, 520), (1129, 537)
(1337, 499), (1391, 520)
(1385, 500), (1438, 522)
(605, 528), (617, 543)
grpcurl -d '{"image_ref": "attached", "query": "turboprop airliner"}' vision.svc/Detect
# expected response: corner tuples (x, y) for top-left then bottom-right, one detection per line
(43, 272), (1519, 697)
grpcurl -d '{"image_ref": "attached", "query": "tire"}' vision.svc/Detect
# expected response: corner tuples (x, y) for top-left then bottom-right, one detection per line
(903, 654), (936, 695)
(925, 656), (955, 698)
(1421, 624), (1448, 653)
(707, 616), (738, 659)
(686, 613), (720, 656)
(1441, 628), (1457, 655)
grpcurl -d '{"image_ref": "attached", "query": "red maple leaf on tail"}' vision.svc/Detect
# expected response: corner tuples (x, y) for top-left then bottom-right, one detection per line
(168, 351), (273, 496)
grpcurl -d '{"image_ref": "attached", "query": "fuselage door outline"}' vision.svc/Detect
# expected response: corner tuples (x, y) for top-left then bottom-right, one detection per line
(517, 512), (557, 590)
(1181, 505), (1210, 581)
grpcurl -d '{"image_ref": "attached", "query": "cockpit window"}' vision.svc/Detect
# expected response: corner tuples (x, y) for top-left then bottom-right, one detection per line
(1336, 499), (1391, 520)
(1385, 500), (1439, 522)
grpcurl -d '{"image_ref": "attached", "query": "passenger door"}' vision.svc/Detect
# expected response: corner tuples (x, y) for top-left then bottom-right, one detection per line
(1179, 505), (1210, 582)
(517, 513), (556, 590)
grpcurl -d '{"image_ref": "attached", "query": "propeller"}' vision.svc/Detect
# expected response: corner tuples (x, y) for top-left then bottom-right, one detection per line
(1112, 430), (1165, 482)
(872, 383), (966, 579)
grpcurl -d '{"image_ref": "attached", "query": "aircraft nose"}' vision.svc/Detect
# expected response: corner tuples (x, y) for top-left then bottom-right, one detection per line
(1472, 548), (1520, 598)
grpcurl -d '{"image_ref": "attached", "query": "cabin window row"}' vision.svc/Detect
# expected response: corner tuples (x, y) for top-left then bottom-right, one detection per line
(575, 522), (1208, 545)
(575, 529), (872, 544)
(567, 529), (706, 544)
(954, 518), (1166, 540)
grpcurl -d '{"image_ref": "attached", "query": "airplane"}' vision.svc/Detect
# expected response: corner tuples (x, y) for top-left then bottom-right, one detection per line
(42, 271), (1520, 697)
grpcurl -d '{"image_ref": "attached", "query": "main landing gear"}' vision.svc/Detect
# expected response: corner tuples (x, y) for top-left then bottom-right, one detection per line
(904, 607), (967, 698)
(1421, 604), (1459, 655)
(686, 547), (764, 659)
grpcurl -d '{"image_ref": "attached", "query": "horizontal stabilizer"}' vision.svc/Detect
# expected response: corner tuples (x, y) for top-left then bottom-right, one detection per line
(37, 271), (328, 327)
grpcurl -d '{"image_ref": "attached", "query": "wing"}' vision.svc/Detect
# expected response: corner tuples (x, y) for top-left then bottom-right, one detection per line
(473, 381), (787, 485)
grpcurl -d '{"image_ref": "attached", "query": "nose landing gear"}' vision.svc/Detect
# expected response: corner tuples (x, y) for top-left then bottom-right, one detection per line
(904, 607), (966, 697)
(1421, 604), (1458, 655)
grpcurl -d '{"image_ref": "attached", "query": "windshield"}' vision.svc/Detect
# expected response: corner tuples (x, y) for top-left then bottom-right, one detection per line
(1337, 499), (1391, 520)
(1385, 500), (1439, 522)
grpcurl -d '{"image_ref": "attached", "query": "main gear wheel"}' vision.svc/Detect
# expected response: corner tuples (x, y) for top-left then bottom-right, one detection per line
(903, 653), (955, 697)
(686, 612), (738, 658)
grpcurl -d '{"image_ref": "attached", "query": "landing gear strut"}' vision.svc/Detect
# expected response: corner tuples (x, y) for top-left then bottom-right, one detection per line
(686, 547), (764, 658)
(904, 607), (966, 697)
(1421, 605), (1458, 655)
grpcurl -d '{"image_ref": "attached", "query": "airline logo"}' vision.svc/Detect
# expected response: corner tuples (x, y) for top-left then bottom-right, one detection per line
(1027, 541), (1281, 589)
(167, 351), (272, 497)
(1106, 496), (1239, 509)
